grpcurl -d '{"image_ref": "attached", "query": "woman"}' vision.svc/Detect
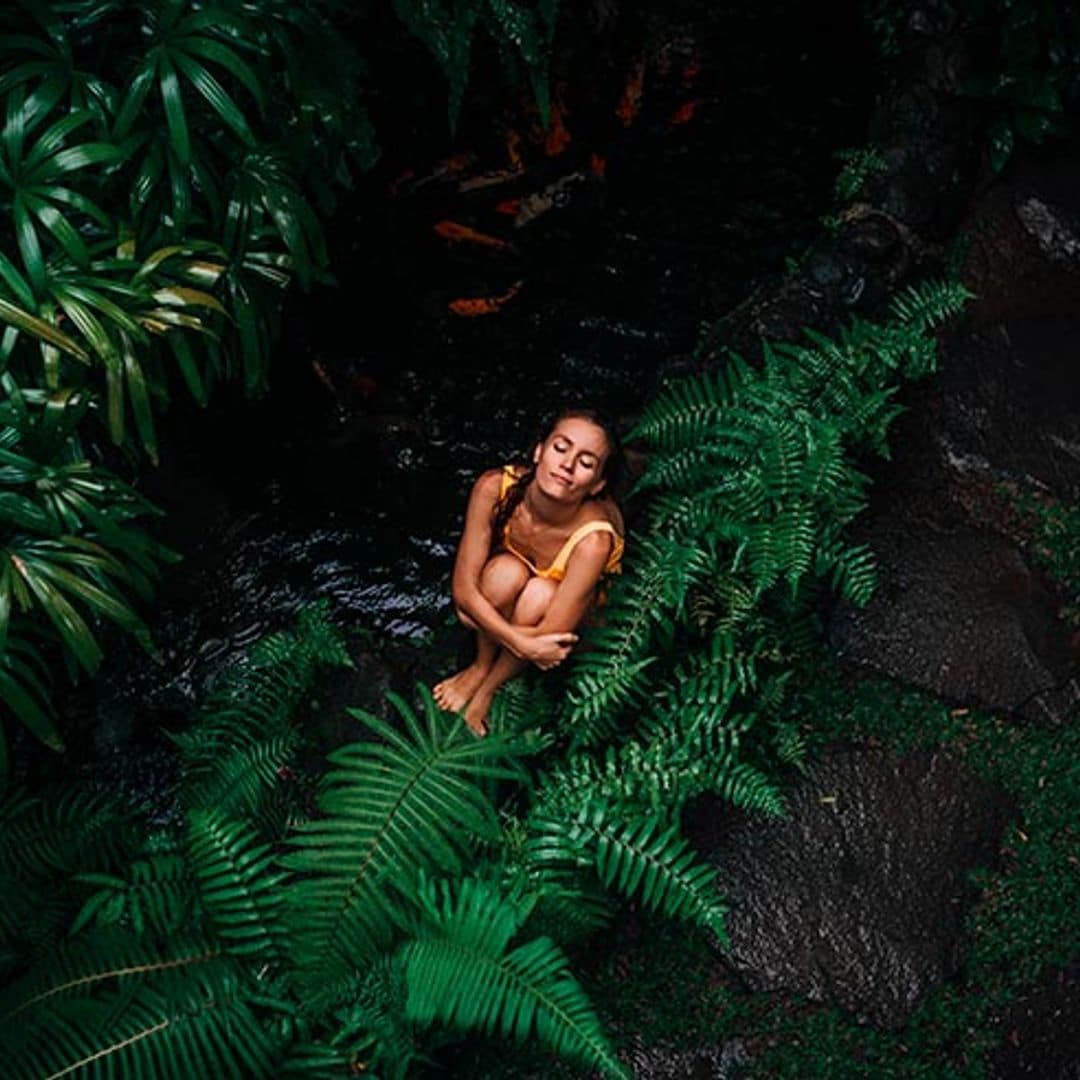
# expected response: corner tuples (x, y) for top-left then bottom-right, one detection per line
(434, 409), (625, 734)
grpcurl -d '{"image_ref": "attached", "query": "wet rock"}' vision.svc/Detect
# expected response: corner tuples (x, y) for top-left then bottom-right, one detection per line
(621, 1037), (749, 1080)
(830, 525), (1080, 724)
(700, 747), (1013, 1029)
(828, 316), (1080, 724)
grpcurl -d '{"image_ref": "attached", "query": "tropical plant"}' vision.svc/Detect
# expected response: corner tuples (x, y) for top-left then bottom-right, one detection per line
(862, 0), (1080, 173)
(565, 278), (972, 744)
(392, 0), (562, 128)
(0, 263), (974, 1075)
(0, 0), (566, 758)
(0, 608), (637, 1078)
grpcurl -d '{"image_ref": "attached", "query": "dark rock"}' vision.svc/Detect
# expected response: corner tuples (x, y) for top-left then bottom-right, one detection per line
(699, 747), (1013, 1029)
(621, 1037), (749, 1079)
(828, 316), (1080, 724)
(830, 525), (1080, 724)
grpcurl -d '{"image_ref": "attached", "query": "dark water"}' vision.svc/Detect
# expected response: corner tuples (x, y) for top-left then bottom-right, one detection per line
(82, 1), (874, 729)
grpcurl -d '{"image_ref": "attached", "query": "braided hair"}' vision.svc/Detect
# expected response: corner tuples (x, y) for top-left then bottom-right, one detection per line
(490, 408), (624, 553)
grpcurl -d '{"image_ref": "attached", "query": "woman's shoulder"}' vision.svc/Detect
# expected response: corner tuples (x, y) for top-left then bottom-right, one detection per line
(469, 468), (505, 505)
(577, 495), (624, 534)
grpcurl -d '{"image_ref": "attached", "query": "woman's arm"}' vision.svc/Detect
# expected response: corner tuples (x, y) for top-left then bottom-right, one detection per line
(450, 471), (570, 660)
(521, 530), (613, 645)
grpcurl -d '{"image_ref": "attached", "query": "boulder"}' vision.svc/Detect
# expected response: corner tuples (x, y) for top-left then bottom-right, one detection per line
(699, 746), (1013, 1029)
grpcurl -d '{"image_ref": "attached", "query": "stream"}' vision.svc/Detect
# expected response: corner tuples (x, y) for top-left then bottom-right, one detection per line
(54, 0), (874, 768)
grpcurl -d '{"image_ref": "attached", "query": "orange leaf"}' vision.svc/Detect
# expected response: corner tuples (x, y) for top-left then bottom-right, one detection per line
(669, 100), (698, 126)
(448, 281), (523, 317)
(433, 220), (511, 250)
(616, 60), (645, 126)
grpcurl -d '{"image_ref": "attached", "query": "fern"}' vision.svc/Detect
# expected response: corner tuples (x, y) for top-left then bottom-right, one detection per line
(630, 353), (752, 451)
(0, 927), (219, 1024)
(282, 688), (527, 1008)
(567, 535), (710, 736)
(187, 809), (286, 962)
(72, 853), (197, 937)
(526, 803), (728, 941)
(173, 600), (350, 827)
(402, 875), (628, 1079)
(9, 959), (284, 1080)
(326, 957), (420, 1080)
(592, 813), (728, 938)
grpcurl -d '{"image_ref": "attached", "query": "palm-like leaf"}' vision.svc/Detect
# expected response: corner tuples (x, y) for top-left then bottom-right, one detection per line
(0, 99), (123, 297)
(113, 1), (265, 226)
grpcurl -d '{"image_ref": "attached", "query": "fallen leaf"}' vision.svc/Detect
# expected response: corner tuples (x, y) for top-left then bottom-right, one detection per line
(433, 220), (512, 250)
(448, 280), (523, 316)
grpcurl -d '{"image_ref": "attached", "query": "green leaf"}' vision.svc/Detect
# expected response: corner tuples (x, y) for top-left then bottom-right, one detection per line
(158, 53), (191, 165)
(173, 51), (255, 146)
(0, 296), (89, 361)
(403, 876), (628, 1078)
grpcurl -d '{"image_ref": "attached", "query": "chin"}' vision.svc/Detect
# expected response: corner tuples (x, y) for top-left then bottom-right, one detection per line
(539, 475), (578, 500)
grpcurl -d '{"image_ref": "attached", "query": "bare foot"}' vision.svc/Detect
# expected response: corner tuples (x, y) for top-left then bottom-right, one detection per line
(433, 663), (488, 714)
(463, 692), (492, 737)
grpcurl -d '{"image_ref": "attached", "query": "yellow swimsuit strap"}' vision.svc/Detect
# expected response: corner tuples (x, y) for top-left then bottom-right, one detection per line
(544, 520), (623, 580)
(496, 466), (623, 582)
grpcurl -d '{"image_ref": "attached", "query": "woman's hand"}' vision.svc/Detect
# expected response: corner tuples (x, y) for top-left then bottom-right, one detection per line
(516, 630), (578, 670)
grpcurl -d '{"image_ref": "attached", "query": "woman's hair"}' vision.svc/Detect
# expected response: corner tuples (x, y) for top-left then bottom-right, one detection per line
(490, 407), (624, 549)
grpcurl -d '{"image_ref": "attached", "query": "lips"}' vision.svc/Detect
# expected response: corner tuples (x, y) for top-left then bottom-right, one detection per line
(550, 472), (572, 486)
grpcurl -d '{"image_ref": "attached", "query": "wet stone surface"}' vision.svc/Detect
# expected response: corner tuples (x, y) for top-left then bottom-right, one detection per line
(829, 525), (1080, 724)
(694, 746), (1013, 1029)
(828, 314), (1080, 724)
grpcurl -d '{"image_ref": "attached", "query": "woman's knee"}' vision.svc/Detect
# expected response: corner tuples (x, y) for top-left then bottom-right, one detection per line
(512, 577), (559, 625)
(480, 553), (531, 610)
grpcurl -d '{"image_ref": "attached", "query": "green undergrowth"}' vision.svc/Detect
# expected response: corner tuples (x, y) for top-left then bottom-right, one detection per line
(554, 659), (1080, 1079)
(469, 658), (1080, 1078)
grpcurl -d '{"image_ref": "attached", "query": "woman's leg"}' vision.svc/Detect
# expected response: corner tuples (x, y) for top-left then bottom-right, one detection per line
(433, 554), (531, 714)
(464, 576), (559, 734)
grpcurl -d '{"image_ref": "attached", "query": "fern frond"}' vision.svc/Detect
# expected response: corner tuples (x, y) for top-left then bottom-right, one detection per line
(187, 809), (286, 962)
(182, 728), (302, 826)
(711, 760), (786, 816)
(591, 813), (728, 939)
(825, 541), (877, 605)
(564, 656), (654, 748)
(0, 927), (218, 1023)
(282, 688), (527, 1008)
(0, 786), (137, 881)
(72, 853), (196, 938)
(528, 804), (728, 942)
(567, 535), (710, 735)
(402, 876), (628, 1079)
(173, 601), (351, 823)
(10, 959), (283, 1080)
(630, 353), (751, 452)
(888, 278), (972, 333)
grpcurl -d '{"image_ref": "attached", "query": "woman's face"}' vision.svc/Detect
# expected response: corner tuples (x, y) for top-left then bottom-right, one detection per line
(532, 416), (610, 502)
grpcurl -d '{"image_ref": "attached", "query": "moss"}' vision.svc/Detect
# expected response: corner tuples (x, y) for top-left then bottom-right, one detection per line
(741, 657), (1080, 1077)
(514, 658), (1080, 1078)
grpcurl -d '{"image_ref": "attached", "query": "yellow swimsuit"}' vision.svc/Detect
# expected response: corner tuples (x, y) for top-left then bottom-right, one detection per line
(498, 466), (624, 582)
